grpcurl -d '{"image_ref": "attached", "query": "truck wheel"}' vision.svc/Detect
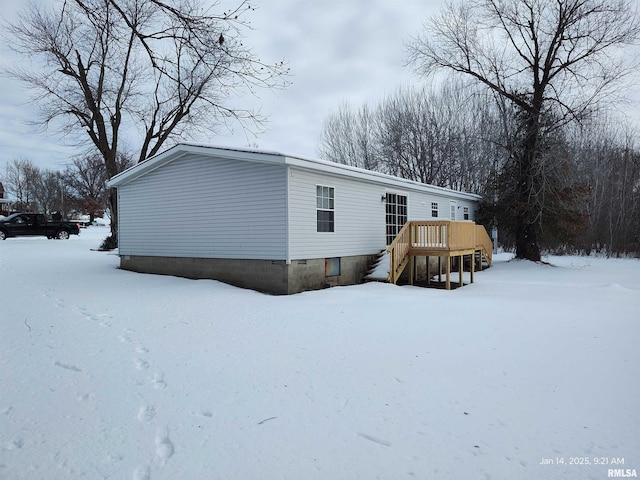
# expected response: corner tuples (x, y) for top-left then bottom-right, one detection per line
(56, 230), (70, 240)
(0, 230), (6, 240)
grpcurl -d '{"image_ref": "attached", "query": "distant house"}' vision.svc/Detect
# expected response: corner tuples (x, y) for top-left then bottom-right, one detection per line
(0, 182), (13, 217)
(108, 144), (484, 294)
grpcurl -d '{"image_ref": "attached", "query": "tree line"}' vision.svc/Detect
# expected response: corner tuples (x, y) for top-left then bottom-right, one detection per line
(319, 0), (640, 258)
(1, 153), (132, 221)
(319, 82), (640, 257)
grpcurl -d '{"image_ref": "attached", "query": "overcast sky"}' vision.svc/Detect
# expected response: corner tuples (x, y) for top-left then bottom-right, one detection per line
(1, 0), (639, 173)
(0, 0), (441, 172)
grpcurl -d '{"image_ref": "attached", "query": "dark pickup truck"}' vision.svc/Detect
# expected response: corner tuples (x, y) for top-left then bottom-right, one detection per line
(0, 213), (80, 240)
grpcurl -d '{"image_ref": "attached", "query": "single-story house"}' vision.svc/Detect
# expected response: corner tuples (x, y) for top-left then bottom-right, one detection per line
(107, 144), (483, 294)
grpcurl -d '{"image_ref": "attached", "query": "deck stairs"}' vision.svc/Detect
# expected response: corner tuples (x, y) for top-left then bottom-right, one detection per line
(364, 250), (390, 282)
(383, 220), (493, 290)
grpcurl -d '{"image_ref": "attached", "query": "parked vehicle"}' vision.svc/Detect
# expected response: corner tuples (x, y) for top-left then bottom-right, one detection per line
(70, 214), (91, 228)
(0, 213), (81, 240)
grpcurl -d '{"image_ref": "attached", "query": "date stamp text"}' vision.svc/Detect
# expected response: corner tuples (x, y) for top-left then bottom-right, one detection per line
(539, 457), (636, 477)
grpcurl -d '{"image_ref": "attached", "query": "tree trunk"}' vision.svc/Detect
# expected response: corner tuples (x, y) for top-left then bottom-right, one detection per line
(515, 221), (541, 261)
(109, 188), (118, 239)
(514, 114), (541, 262)
(104, 151), (119, 240)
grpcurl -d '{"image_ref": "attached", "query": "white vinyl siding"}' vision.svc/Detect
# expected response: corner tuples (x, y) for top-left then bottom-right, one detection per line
(118, 154), (287, 259)
(288, 168), (386, 259)
(410, 197), (474, 223)
(287, 167), (478, 260)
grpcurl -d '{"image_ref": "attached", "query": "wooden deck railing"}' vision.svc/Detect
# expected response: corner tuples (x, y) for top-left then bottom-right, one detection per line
(386, 220), (492, 284)
(475, 224), (493, 267)
(387, 222), (412, 285)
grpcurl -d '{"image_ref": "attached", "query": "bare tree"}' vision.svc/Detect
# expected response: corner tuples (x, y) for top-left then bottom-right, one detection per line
(407, 0), (640, 260)
(4, 158), (40, 212)
(6, 0), (290, 236)
(318, 102), (380, 171)
(63, 152), (134, 221)
(33, 170), (66, 216)
(319, 82), (508, 194)
(571, 118), (640, 255)
(376, 86), (441, 184)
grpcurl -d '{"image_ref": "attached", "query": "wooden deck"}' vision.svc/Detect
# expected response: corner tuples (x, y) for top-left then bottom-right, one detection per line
(387, 220), (493, 289)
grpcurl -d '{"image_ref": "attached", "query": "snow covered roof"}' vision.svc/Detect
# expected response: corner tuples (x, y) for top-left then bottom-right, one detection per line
(107, 143), (482, 201)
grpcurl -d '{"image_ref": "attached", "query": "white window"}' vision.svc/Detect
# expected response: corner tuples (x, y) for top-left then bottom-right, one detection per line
(463, 206), (469, 220)
(316, 185), (334, 232)
(431, 202), (439, 218)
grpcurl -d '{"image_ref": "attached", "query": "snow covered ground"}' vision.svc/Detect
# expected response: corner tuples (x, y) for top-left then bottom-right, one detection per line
(1, 227), (639, 480)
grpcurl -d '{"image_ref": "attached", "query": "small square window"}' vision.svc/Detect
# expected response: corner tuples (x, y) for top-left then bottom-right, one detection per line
(325, 257), (341, 276)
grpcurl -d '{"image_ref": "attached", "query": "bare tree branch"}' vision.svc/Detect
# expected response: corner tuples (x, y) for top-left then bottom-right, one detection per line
(4, 0), (291, 236)
(406, 0), (640, 260)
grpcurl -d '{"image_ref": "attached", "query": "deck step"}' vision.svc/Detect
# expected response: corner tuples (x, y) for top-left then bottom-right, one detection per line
(364, 250), (389, 282)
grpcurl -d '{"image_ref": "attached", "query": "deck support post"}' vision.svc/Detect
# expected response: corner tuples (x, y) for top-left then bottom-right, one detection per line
(426, 256), (430, 286)
(459, 254), (463, 288)
(438, 257), (442, 283)
(470, 252), (475, 284)
(409, 255), (415, 285)
(445, 256), (451, 290)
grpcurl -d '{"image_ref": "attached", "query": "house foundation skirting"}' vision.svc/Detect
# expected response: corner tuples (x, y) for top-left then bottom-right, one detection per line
(119, 254), (377, 295)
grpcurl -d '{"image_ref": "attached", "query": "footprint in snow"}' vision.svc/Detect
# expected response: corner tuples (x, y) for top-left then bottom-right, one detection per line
(152, 373), (167, 390)
(132, 464), (150, 480)
(79, 310), (112, 327)
(137, 405), (157, 422)
(155, 428), (174, 464)
(135, 358), (149, 370)
(6, 438), (24, 450)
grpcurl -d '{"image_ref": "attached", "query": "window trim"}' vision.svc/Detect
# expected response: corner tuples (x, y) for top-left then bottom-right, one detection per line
(316, 185), (335, 233)
(325, 257), (341, 276)
(449, 201), (457, 220)
(431, 202), (439, 218)
(385, 192), (408, 245)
